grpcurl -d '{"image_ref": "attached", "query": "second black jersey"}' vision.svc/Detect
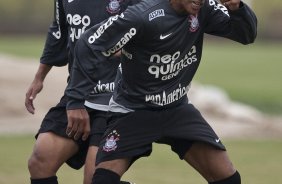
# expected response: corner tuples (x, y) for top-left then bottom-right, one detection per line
(66, 0), (257, 112)
(40, 0), (139, 111)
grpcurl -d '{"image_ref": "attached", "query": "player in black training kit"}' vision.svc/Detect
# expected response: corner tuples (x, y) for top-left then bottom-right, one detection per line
(66, 0), (257, 184)
(25, 0), (138, 184)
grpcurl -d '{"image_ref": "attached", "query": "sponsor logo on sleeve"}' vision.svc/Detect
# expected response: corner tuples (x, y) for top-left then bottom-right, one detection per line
(52, 1), (61, 39)
(88, 13), (124, 44)
(121, 48), (133, 60)
(208, 0), (229, 16)
(102, 28), (137, 57)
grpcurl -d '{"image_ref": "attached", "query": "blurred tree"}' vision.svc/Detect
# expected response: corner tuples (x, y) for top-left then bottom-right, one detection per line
(0, 0), (52, 34)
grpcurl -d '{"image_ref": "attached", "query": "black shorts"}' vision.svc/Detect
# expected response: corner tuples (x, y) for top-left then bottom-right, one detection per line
(36, 95), (108, 169)
(96, 103), (226, 165)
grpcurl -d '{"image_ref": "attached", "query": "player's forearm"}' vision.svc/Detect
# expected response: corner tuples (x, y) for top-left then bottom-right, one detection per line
(34, 63), (52, 82)
(65, 49), (92, 110)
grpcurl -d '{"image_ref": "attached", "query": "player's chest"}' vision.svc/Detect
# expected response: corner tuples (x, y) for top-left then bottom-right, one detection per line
(62, 0), (126, 26)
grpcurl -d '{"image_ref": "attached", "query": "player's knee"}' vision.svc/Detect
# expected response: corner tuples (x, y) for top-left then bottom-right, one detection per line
(209, 170), (241, 184)
(28, 152), (40, 171)
(28, 150), (56, 176)
(28, 152), (45, 174)
(91, 168), (120, 184)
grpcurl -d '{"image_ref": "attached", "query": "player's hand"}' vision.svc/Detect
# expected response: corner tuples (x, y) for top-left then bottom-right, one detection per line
(25, 80), (43, 114)
(220, 0), (240, 11)
(66, 109), (90, 141)
(113, 50), (121, 57)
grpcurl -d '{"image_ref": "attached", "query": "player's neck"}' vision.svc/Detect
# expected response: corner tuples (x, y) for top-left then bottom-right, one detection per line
(169, 0), (203, 16)
(169, 0), (187, 15)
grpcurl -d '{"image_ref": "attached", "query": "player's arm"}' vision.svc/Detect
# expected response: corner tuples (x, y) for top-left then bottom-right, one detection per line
(205, 0), (257, 44)
(25, 63), (52, 114)
(25, 0), (68, 114)
(65, 7), (142, 139)
(40, 0), (68, 66)
(219, 0), (239, 11)
(66, 8), (142, 110)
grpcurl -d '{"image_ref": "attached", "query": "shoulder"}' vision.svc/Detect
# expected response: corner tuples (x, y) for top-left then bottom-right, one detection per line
(125, 0), (168, 22)
(134, 0), (166, 13)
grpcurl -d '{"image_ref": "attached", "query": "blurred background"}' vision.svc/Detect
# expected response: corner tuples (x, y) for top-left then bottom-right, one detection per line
(0, 0), (281, 38)
(0, 0), (282, 184)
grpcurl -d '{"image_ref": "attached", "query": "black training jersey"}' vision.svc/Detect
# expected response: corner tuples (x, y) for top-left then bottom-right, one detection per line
(66, 0), (257, 112)
(39, 0), (139, 111)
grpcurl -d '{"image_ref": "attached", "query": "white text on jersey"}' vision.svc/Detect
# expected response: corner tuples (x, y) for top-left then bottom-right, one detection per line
(148, 46), (197, 80)
(102, 28), (136, 57)
(91, 80), (115, 94)
(149, 9), (165, 21)
(145, 83), (189, 106)
(88, 13), (124, 44)
(67, 14), (90, 42)
(208, 0), (229, 16)
(52, 1), (61, 39)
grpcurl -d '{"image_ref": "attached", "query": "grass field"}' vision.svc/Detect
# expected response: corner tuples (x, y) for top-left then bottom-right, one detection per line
(0, 35), (45, 59)
(197, 39), (282, 114)
(0, 135), (282, 184)
(0, 35), (281, 114)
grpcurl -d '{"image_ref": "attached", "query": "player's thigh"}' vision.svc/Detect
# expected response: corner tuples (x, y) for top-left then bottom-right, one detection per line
(96, 158), (131, 177)
(184, 142), (235, 182)
(31, 132), (79, 165)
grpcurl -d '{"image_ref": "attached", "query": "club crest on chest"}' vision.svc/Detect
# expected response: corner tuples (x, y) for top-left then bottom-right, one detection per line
(188, 15), (199, 32)
(107, 0), (122, 14)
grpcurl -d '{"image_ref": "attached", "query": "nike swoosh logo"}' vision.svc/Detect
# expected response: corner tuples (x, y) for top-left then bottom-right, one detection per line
(68, 0), (74, 3)
(160, 33), (172, 40)
(215, 138), (220, 143)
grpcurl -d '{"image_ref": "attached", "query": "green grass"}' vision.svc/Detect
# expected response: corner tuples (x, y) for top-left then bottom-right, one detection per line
(0, 135), (282, 184)
(0, 35), (45, 59)
(196, 40), (282, 114)
(0, 135), (83, 184)
(0, 35), (281, 114)
(127, 139), (282, 184)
